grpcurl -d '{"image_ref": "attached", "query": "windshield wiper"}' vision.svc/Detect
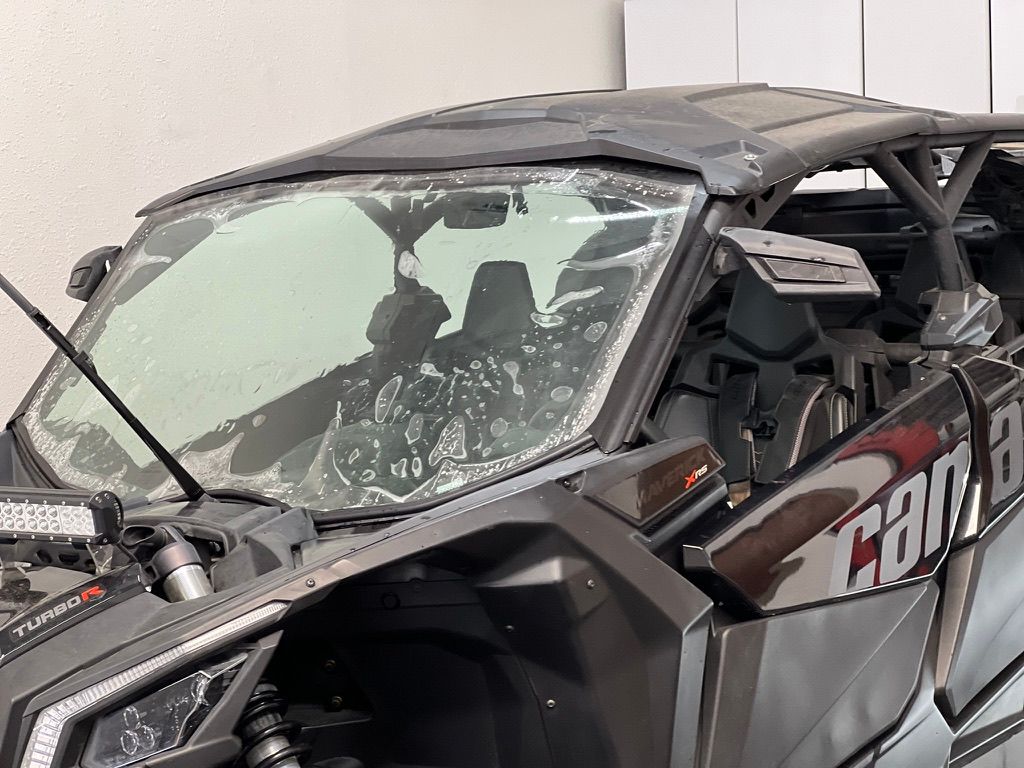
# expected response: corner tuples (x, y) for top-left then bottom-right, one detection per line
(0, 271), (209, 502)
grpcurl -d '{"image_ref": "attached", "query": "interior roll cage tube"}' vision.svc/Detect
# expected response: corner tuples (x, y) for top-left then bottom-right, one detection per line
(869, 136), (995, 291)
(729, 133), (1006, 352)
(738, 135), (997, 290)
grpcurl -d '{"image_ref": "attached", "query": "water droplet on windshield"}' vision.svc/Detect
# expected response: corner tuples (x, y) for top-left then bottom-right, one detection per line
(397, 250), (424, 279)
(411, 456), (424, 477)
(375, 375), (403, 423)
(391, 458), (409, 478)
(551, 386), (574, 403)
(252, 414), (267, 428)
(490, 418), (509, 438)
(502, 361), (524, 396)
(522, 345), (536, 354)
(406, 413), (424, 444)
(419, 362), (444, 378)
(348, 449), (360, 464)
(565, 243), (661, 271)
(545, 285), (604, 311)
(429, 416), (468, 466)
(530, 312), (566, 329)
(470, 360), (482, 370)
(584, 321), (608, 342)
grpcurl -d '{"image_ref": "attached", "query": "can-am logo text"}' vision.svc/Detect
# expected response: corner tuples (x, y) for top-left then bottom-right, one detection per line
(9, 585), (106, 640)
(829, 440), (970, 596)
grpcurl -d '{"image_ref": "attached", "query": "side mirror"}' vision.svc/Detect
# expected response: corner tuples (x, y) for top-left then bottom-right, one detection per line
(67, 245), (122, 302)
(717, 227), (880, 301)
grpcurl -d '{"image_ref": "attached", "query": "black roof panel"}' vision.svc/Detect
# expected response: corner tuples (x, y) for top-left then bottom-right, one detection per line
(140, 83), (1024, 214)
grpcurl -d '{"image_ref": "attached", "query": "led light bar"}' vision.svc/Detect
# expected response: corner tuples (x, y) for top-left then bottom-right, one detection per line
(0, 487), (123, 545)
(19, 602), (287, 768)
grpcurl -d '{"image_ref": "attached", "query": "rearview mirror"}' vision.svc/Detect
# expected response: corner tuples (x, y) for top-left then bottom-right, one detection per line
(67, 245), (122, 302)
(717, 227), (880, 301)
(442, 192), (510, 229)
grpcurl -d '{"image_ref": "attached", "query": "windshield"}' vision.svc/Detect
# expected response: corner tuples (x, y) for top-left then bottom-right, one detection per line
(22, 166), (695, 511)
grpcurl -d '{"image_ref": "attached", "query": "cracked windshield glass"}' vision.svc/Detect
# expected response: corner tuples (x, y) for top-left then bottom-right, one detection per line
(24, 167), (695, 511)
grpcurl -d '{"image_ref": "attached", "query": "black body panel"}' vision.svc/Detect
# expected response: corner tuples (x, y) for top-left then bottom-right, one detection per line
(701, 582), (937, 768)
(940, 497), (1024, 714)
(683, 369), (970, 613)
(0, 565), (143, 666)
(937, 356), (1024, 715)
(0, 456), (714, 768)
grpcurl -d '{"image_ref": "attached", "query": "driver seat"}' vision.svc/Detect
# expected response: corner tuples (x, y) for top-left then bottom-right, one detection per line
(657, 269), (865, 501)
(462, 260), (536, 347)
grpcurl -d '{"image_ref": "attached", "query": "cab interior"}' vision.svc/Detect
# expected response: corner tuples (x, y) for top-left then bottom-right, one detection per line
(650, 146), (1024, 502)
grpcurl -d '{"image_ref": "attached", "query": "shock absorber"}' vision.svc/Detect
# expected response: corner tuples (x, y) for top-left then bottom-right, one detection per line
(239, 682), (310, 768)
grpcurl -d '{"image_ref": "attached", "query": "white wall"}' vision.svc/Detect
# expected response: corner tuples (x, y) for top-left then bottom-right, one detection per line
(626, 0), (1007, 113)
(626, 0), (1013, 187)
(992, 0), (1024, 112)
(0, 0), (626, 418)
(625, 0), (737, 86)
(862, 0), (991, 112)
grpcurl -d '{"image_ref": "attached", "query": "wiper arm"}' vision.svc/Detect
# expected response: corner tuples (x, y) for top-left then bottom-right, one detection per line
(0, 271), (209, 502)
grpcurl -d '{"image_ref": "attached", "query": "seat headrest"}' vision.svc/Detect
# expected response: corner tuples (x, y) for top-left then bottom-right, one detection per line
(463, 261), (535, 343)
(726, 268), (822, 359)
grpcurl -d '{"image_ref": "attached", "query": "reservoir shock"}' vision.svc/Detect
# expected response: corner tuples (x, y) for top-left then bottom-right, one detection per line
(239, 682), (310, 768)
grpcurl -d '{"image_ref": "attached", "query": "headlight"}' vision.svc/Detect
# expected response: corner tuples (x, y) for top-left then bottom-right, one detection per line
(20, 602), (286, 768)
(80, 655), (244, 768)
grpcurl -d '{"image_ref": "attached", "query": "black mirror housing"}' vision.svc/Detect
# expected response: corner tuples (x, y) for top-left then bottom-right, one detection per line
(67, 245), (122, 302)
(717, 227), (880, 301)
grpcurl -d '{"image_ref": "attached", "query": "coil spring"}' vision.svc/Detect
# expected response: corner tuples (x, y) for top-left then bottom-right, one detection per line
(239, 682), (311, 768)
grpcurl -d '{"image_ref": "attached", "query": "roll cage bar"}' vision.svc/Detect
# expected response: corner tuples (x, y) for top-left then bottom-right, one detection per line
(728, 132), (999, 295)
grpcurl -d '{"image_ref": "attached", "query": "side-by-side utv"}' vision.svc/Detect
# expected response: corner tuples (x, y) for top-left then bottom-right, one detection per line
(4, 84), (1024, 768)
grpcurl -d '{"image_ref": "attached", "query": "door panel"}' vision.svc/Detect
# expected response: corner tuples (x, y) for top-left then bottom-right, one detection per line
(952, 661), (1024, 766)
(700, 582), (936, 768)
(938, 355), (1024, 715)
(845, 620), (1024, 766)
(939, 503), (1024, 716)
